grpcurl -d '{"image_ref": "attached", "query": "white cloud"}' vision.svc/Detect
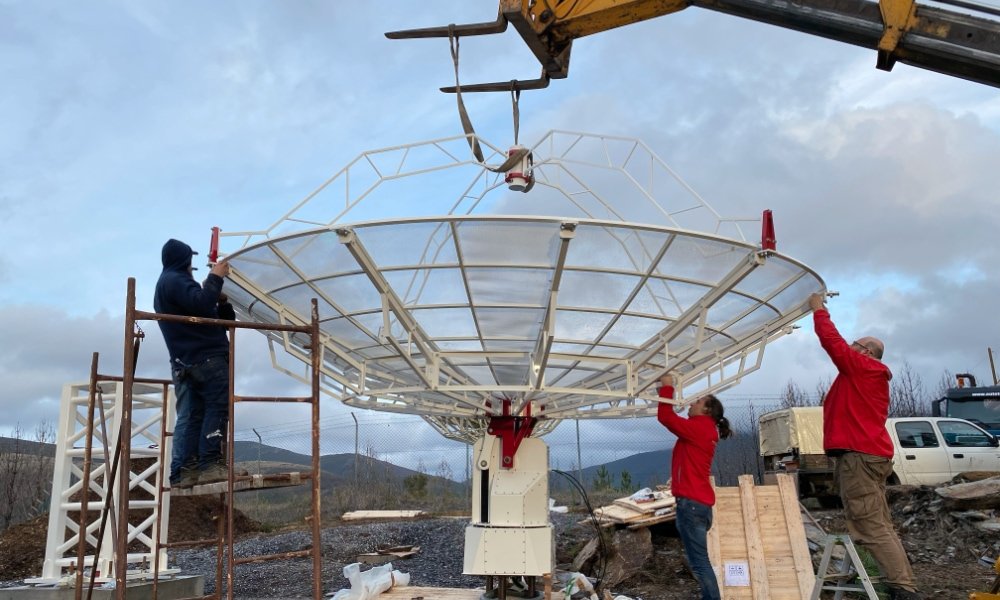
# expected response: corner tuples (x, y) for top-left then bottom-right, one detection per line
(2, 1), (998, 441)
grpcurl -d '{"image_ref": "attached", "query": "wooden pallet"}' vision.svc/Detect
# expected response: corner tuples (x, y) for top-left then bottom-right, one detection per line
(706, 474), (815, 599)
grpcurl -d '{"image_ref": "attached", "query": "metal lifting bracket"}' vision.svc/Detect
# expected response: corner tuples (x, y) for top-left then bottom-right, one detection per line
(486, 399), (537, 469)
(877, 0), (918, 71)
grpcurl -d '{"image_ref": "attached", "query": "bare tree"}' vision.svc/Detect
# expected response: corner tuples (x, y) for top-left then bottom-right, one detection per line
(0, 421), (55, 532)
(713, 401), (775, 486)
(780, 380), (819, 408)
(814, 376), (831, 405)
(889, 361), (930, 417)
(934, 370), (956, 399)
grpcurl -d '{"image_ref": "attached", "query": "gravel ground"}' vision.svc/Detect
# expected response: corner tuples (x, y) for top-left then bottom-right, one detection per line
(172, 513), (585, 598)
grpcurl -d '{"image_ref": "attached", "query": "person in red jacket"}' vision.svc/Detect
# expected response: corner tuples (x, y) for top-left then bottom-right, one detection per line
(657, 374), (731, 600)
(809, 293), (921, 600)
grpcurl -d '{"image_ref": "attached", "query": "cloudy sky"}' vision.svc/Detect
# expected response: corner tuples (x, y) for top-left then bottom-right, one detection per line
(3, 2), (999, 453)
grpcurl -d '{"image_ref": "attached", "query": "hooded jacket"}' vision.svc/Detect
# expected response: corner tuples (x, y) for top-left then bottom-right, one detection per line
(814, 308), (894, 458)
(154, 239), (229, 365)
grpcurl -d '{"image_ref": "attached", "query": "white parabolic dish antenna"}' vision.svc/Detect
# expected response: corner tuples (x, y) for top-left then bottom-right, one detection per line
(219, 131), (824, 442)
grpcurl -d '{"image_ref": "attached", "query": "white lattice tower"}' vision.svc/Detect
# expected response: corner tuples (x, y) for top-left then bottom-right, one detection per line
(31, 380), (176, 583)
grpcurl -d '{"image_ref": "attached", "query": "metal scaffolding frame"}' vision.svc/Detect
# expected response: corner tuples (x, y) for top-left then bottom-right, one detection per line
(34, 278), (325, 600)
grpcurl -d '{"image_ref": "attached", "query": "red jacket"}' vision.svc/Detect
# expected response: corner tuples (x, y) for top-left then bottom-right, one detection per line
(814, 308), (894, 458)
(656, 386), (719, 506)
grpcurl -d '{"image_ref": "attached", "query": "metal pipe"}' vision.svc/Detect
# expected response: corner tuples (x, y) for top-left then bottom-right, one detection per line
(87, 386), (118, 600)
(74, 353), (99, 600)
(134, 309), (310, 333)
(215, 496), (224, 600)
(161, 538), (221, 549)
(226, 324), (236, 600)
(234, 396), (313, 403)
(94, 374), (171, 385)
(152, 381), (170, 600)
(310, 298), (323, 600)
(115, 278), (139, 600)
(989, 347), (998, 385)
(233, 549), (313, 565)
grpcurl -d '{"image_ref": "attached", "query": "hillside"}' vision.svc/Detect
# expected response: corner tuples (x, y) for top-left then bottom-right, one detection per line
(1, 435), (672, 497)
(0, 436), (56, 457)
(570, 448), (672, 490)
(231, 441), (464, 492)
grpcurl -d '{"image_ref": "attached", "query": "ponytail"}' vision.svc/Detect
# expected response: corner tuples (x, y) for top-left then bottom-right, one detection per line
(703, 395), (733, 440)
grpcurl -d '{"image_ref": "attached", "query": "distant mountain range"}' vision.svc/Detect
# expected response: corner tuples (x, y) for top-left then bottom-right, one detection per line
(0, 436), (56, 457)
(0, 436), (673, 491)
(559, 448), (672, 490)
(231, 440), (439, 484)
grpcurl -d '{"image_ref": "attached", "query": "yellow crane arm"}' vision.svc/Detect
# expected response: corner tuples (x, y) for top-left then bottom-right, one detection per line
(387, 0), (1000, 90)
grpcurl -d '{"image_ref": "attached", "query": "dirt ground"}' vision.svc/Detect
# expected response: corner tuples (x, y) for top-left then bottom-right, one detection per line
(0, 496), (262, 581)
(2, 487), (998, 598)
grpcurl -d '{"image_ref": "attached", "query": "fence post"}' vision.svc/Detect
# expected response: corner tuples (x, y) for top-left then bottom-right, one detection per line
(351, 412), (359, 485)
(253, 428), (262, 475)
(575, 419), (584, 490)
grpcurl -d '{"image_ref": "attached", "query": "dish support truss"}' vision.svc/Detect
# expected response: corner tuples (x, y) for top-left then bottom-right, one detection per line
(30, 373), (174, 584)
(218, 131), (824, 441)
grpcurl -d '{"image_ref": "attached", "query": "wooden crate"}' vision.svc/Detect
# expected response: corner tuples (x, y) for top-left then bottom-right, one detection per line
(706, 474), (815, 599)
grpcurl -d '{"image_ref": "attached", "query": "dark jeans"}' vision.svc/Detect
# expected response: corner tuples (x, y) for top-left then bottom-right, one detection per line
(676, 497), (721, 600)
(170, 355), (229, 483)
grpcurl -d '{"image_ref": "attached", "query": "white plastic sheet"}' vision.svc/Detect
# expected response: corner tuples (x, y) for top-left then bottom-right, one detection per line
(328, 562), (410, 600)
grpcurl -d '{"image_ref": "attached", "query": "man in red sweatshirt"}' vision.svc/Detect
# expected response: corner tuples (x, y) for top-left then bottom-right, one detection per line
(809, 293), (921, 600)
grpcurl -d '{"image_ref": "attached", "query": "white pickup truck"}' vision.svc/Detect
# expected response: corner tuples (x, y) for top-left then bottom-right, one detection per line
(759, 407), (1000, 505)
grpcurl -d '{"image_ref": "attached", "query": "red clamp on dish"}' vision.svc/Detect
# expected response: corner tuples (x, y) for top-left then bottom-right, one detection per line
(486, 399), (537, 469)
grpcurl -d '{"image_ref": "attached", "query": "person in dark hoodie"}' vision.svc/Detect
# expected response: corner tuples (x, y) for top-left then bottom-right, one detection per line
(656, 373), (731, 600)
(155, 239), (234, 487)
(808, 293), (921, 600)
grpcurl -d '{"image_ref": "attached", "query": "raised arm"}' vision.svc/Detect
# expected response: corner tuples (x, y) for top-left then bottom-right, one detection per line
(656, 375), (701, 441)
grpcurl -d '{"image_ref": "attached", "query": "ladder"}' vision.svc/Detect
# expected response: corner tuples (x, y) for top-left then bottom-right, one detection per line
(810, 534), (880, 600)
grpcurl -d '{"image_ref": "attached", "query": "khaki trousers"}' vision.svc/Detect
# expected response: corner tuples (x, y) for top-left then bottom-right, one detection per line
(835, 452), (917, 591)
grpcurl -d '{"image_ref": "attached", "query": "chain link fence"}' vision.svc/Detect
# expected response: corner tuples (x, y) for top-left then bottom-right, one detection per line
(232, 398), (785, 522)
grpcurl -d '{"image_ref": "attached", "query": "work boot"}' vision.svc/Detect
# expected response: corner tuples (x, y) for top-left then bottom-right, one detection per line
(887, 586), (923, 600)
(197, 462), (249, 484)
(172, 467), (199, 489)
(197, 462), (230, 485)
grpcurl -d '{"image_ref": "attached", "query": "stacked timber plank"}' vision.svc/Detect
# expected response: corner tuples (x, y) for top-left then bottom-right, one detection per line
(592, 487), (677, 529)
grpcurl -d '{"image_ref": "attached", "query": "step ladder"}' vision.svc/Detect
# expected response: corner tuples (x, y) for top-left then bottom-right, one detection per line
(810, 534), (880, 600)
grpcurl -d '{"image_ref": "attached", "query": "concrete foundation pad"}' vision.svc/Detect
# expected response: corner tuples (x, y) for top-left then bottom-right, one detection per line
(0, 575), (203, 600)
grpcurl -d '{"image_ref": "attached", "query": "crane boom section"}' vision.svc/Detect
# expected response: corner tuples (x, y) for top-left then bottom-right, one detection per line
(501, 0), (1000, 88)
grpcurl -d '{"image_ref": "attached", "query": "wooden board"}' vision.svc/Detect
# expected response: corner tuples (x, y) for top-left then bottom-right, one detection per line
(612, 495), (675, 513)
(593, 505), (649, 523)
(171, 472), (310, 496)
(706, 473), (816, 600)
(342, 510), (426, 521)
(378, 586), (483, 599)
(359, 546), (421, 564)
(625, 509), (676, 530)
